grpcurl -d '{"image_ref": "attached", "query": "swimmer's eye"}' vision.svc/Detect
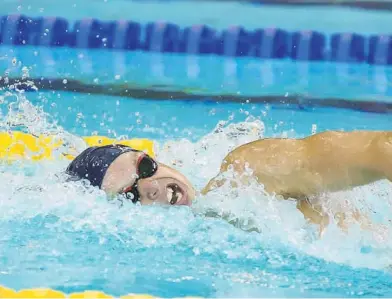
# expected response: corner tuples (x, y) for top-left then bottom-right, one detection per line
(137, 154), (158, 179)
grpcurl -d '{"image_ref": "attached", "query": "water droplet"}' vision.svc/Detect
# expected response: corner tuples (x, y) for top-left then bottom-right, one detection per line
(311, 124), (317, 135)
(114, 74), (121, 80)
(63, 79), (67, 84)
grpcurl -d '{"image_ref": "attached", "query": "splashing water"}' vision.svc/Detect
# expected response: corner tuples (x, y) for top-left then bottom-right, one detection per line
(0, 92), (392, 297)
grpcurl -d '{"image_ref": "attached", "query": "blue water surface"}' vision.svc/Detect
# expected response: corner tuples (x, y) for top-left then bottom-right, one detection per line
(0, 2), (392, 295)
(0, 88), (391, 297)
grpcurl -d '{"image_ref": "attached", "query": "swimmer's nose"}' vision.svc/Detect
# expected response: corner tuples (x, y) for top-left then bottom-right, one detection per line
(145, 186), (159, 201)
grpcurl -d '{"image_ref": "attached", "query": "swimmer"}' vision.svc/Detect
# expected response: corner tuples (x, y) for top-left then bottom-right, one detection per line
(66, 144), (195, 206)
(202, 130), (392, 234)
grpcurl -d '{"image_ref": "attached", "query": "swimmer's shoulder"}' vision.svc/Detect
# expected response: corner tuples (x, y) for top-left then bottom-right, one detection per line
(303, 130), (389, 144)
(222, 137), (299, 163)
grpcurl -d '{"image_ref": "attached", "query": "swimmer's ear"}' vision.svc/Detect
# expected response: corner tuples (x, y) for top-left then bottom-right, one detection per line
(102, 188), (119, 200)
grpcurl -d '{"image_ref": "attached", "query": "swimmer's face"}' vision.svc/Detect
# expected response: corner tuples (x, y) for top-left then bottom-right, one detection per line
(136, 163), (195, 206)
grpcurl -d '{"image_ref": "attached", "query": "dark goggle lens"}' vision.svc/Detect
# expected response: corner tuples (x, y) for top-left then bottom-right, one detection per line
(138, 155), (158, 179)
(123, 155), (158, 203)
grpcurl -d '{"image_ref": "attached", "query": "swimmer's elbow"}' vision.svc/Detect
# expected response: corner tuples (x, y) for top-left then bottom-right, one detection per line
(202, 154), (243, 195)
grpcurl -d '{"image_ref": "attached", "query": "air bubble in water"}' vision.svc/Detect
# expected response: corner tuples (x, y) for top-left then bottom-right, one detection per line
(21, 67), (29, 79)
(63, 79), (68, 84)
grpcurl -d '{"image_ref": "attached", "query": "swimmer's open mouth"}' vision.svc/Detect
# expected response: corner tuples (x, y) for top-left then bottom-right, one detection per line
(166, 183), (185, 205)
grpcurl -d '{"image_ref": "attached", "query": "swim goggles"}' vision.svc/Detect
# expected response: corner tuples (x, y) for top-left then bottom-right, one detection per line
(123, 153), (158, 203)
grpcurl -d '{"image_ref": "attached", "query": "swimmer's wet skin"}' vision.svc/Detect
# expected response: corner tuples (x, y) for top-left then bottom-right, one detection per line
(66, 144), (195, 206)
(202, 130), (392, 234)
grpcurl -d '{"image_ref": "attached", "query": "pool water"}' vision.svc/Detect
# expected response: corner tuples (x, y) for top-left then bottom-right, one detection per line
(0, 0), (392, 297)
(3, 46), (392, 101)
(0, 88), (392, 297)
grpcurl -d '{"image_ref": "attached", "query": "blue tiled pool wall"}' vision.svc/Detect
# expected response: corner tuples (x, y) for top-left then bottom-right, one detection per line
(1, 14), (392, 65)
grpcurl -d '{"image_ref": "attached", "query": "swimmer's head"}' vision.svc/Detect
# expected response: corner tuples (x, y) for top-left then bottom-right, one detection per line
(121, 155), (195, 206)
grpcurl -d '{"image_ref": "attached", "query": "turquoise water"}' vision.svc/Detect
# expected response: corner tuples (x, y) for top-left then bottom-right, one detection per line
(15, 91), (392, 140)
(3, 46), (392, 100)
(1, 82), (392, 297)
(0, 1), (392, 297)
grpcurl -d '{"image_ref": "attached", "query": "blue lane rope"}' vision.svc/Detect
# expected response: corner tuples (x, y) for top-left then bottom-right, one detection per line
(0, 14), (390, 64)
